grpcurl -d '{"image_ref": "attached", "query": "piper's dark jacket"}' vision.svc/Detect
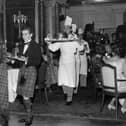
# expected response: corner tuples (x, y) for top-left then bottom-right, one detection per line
(19, 40), (41, 68)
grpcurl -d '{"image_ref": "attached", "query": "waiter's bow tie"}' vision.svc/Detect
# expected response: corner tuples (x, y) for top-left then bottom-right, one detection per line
(24, 42), (30, 45)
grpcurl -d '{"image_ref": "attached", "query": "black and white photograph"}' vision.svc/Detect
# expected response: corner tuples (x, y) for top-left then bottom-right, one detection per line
(0, 0), (126, 126)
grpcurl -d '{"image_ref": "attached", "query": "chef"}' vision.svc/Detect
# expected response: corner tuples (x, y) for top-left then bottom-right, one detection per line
(47, 16), (83, 105)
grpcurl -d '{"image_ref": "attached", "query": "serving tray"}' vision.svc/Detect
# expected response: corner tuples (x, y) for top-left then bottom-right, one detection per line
(6, 56), (26, 62)
(45, 39), (79, 43)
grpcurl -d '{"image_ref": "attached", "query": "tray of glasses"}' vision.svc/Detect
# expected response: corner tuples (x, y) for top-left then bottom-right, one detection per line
(6, 56), (26, 62)
(45, 38), (79, 43)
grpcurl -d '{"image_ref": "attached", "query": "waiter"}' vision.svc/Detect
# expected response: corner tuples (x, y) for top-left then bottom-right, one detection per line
(17, 25), (41, 126)
(78, 28), (90, 88)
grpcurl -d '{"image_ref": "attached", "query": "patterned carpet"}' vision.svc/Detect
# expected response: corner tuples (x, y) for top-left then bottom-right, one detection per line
(9, 86), (126, 122)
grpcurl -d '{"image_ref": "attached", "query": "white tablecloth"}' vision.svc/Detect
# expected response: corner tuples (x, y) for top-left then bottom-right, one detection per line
(8, 69), (19, 103)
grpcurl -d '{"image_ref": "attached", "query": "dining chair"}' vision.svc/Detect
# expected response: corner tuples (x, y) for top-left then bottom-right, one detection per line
(100, 63), (126, 120)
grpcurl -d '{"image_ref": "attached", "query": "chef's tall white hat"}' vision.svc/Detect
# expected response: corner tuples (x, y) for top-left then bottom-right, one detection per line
(72, 24), (77, 32)
(64, 16), (72, 26)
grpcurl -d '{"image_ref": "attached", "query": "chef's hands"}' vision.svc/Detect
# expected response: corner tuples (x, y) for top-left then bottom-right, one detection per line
(24, 57), (28, 65)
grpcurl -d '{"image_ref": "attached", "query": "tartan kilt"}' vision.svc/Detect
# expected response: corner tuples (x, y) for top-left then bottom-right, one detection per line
(17, 66), (37, 98)
(0, 63), (8, 109)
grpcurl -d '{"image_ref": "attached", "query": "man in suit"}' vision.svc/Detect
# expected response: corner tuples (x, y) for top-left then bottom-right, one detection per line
(17, 25), (41, 126)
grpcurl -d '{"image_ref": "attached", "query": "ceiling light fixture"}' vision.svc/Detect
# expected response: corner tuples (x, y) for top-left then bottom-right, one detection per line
(95, 0), (105, 2)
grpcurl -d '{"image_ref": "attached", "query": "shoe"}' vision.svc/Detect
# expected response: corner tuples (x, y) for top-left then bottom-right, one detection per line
(18, 118), (26, 123)
(25, 116), (33, 126)
(121, 107), (126, 114)
(1, 115), (9, 126)
(25, 121), (32, 126)
(4, 120), (8, 126)
(64, 94), (67, 100)
(65, 101), (72, 106)
(107, 104), (116, 110)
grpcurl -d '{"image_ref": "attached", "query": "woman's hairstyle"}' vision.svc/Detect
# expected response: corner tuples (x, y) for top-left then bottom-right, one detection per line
(112, 47), (120, 56)
(111, 44), (123, 57)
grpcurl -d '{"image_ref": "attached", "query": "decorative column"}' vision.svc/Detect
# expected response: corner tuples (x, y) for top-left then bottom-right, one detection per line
(0, 0), (4, 42)
(40, 0), (44, 46)
(55, 2), (60, 34)
(0, 0), (7, 63)
(35, 0), (39, 43)
(3, 0), (6, 42)
(44, 0), (56, 36)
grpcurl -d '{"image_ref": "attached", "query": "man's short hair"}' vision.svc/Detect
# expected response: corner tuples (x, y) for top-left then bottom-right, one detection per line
(21, 25), (33, 34)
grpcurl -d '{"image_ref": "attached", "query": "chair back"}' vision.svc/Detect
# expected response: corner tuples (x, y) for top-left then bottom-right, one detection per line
(101, 64), (117, 92)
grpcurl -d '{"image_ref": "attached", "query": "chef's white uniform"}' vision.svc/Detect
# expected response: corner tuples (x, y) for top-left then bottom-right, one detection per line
(48, 41), (83, 88)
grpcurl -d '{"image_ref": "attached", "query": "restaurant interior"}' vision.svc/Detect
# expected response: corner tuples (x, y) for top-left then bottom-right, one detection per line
(1, 0), (126, 126)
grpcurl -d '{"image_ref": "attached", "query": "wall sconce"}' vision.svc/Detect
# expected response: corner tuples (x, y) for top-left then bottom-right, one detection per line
(13, 11), (27, 39)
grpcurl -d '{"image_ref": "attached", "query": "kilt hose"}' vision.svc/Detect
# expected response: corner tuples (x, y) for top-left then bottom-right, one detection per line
(0, 63), (8, 109)
(17, 66), (37, 98)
